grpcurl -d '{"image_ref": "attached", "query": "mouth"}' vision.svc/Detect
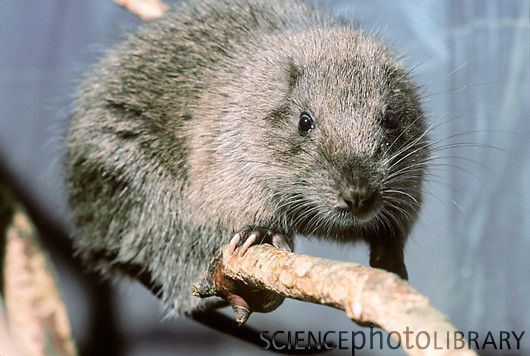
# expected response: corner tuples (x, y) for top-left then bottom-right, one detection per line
(335, 206), (381, 225)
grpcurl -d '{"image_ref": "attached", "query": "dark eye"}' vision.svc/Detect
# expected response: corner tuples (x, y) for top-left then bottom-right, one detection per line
(298, 112), (315, 135)
(382, 109), (400, 130)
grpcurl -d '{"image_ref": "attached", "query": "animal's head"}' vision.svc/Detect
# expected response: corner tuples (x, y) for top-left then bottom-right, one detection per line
(208, 27), (428, 234)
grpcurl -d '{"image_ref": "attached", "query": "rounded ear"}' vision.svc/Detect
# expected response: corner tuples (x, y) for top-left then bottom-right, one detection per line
(285, 59), (303, 89)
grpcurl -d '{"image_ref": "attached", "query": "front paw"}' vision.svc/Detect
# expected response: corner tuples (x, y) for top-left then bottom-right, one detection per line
(228, 225), (292, 257)
(193, 226), (292, 326)
(224, 226), (291, 324)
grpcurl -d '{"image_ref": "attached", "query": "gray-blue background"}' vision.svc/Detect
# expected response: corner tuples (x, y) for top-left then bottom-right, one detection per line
(1, 0), (528, 355)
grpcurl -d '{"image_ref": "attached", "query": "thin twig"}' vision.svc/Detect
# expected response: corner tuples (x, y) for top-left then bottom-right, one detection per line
(114, 0), (169, 20)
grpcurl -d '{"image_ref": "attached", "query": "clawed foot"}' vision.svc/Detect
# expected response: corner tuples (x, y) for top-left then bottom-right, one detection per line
(225, 226), (292, 324)
(193, 226), (292, 326)
(228, 225), (292, 257)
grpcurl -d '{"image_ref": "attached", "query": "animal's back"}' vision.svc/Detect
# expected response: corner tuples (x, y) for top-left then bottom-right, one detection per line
(65, 0), (325, 313)
(75, 0), (320, 119)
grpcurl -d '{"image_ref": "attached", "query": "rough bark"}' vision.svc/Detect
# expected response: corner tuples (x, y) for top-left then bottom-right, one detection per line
(208, 244), (477, 356)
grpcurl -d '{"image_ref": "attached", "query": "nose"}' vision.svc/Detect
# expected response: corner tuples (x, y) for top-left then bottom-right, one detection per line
(340, 186), (377, 214)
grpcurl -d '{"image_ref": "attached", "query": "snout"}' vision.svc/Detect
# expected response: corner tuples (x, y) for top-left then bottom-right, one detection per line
(338, 185), (380, 216)
(339, 185), (378, 212)
(335, 167), (382, 220)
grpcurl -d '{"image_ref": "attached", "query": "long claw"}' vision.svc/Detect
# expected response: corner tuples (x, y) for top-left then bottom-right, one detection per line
(239, 232), (258, 256)
(228, 233), (241, 256)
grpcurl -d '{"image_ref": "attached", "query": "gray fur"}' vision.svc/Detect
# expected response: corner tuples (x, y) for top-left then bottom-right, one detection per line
(65, 0), (428, 315)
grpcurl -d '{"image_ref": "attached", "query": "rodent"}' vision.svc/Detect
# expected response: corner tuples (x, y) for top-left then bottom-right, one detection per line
(65, 0), (428, 323)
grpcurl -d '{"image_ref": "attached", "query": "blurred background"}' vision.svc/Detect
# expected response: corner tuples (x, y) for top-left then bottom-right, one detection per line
(0, 0), (528, 355)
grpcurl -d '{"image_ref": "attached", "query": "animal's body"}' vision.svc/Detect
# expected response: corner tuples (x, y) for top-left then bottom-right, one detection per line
(65, 0), (428, 317)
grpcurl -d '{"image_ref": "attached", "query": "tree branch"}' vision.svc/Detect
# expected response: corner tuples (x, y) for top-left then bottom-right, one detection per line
(202, 244), (477, 356)
(3, 208), (77, 356)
